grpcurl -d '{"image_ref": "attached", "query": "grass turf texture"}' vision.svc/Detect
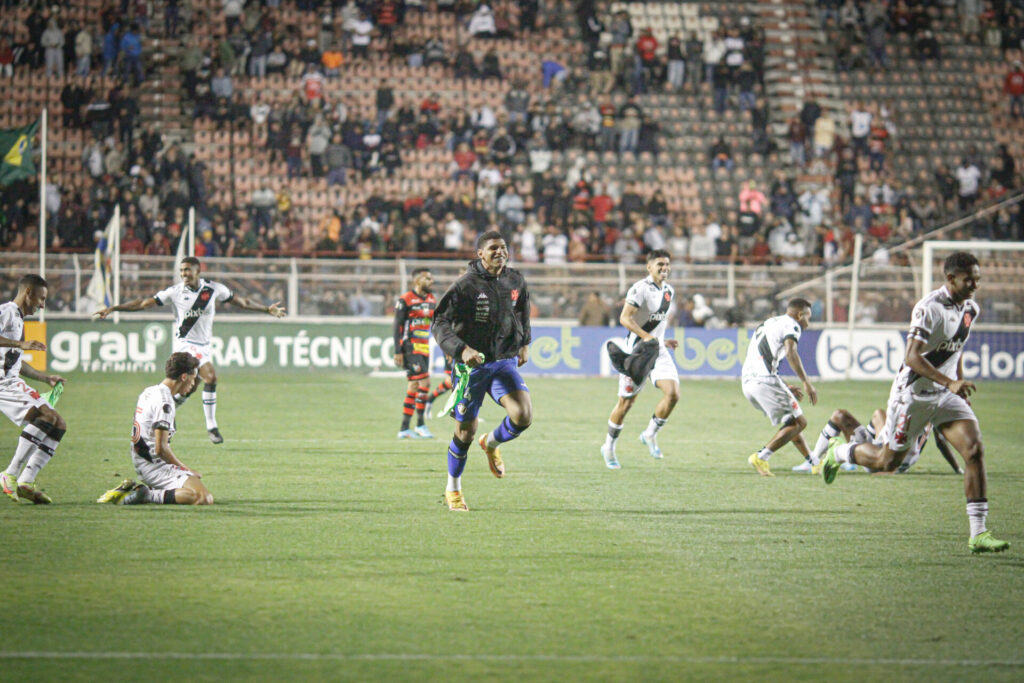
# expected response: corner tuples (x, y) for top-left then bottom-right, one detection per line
(2, 371), (1022, 682)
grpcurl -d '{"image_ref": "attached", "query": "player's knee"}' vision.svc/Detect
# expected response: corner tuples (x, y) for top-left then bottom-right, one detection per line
(793, 414), (808, 431)
(962, 439), (984, 465)
(831, 409), (852, 427)
(513, 408), (532, 429)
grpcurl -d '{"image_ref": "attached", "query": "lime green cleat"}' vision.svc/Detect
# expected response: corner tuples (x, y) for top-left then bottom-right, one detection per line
(821, 438), (841, 485)
(1, 472), (18, 502)
(969, 531), (1010, 554)
(97, 479), (138, 504)
(16, 482), (51, 505)
(747, 453), (773, 477)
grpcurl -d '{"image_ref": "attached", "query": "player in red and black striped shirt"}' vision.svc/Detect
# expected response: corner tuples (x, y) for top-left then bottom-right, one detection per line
(393, 268), (436, 438)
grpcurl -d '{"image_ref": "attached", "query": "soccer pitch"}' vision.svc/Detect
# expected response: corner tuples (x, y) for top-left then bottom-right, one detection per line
(2, 371), (1022, 682)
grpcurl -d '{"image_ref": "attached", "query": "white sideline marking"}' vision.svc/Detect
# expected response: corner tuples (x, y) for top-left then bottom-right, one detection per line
(0, 652), (1020, 667)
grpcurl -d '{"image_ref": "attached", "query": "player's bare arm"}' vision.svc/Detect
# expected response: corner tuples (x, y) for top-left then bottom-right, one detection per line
(93, 296), (158, 319)
(619, 302), (652, 341)
(784, 337), (817, 404)
(20, 363), (65, 387)
(226, 296), (286, 317)
(905, 337), (975, 398)
(153, 427), (200, 477)
(0, 334), (45, 351)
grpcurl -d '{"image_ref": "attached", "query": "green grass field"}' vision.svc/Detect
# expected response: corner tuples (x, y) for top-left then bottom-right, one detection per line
(2, 371), (1022, 682)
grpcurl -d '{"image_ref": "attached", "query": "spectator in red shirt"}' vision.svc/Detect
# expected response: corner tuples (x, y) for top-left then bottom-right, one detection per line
(634, 28), (659, 94)
(419, 92), (441, 121)
(590, 183), (614, 225)
(375, 0), (398, 46)
(1005, 61), (1024, 118)
(451, 142), (478, 181)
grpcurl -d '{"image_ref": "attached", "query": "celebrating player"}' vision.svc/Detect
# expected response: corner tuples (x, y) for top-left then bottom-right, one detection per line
(807, 407), (963, 475)
(97, 352), (214, 506)
(601, 249), (679, 469)
(741, 298), (818, 477)
(432, 231), (532, 511)
(820, 252), (1009, 553)
(93, 257), (286, 444)
(0, 275), (68, 505)
(393, 267), (436, 439)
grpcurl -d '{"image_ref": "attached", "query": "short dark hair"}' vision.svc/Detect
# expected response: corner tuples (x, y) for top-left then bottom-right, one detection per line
(181, 256), (201, 268)
(787, 297), (812, 311)
(411, 267), (430, 277)
(165, 352), (199, 379)
(476, 230), (505, 249)
(18, 274), (48, 291)
(943, 251), (979, 276)
(647, 249), (671, 262)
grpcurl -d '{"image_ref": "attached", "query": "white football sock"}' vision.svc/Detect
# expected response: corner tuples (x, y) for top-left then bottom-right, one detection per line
(966, 501), (988, 537)
(643, 414), (667, 439)
(811, 421), (841, 463)
(758, 447), (773, 461)
(605, 420), (623, 448)
(446, 475), (460, 492)
(835, 443), (853, 464)
(202, 390), (217, 430)
(5, 424), (44, 476)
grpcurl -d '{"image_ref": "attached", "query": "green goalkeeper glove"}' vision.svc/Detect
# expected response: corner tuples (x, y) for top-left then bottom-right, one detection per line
(43, 381), (64, 407)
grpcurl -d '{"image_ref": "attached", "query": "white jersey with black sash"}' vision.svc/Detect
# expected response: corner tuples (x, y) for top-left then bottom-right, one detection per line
(154, 279), (233, 345)
(623, 276), (674, 348)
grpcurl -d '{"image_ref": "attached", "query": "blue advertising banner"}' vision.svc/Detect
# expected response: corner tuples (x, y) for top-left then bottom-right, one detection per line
(516, 326), (1024, 381)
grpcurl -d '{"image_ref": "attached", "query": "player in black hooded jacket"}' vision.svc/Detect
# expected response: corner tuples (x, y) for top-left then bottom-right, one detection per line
(432, 231), (532, 511)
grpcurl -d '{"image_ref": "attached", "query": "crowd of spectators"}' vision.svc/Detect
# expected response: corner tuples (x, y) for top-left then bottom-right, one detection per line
(0, 0), (1021, 271)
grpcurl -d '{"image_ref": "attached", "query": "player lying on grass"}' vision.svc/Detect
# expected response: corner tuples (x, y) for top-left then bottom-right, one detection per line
(805, 407), (963, 475)
(0, 275), (68, 505)
(98, 352), (214, 506)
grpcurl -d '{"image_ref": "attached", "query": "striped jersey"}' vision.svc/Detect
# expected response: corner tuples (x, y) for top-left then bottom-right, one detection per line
(894, 286), (978, 393)
(154, 279), (233, 344)
(393, 290), (436, 355)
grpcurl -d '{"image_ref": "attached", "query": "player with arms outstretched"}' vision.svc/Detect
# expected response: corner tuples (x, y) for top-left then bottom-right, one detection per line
(98, 352), (214, 506)
(741, 298), (818, 476)
(601, 249), (680, 469)
(432, 231), (532, 511)
(0, 275), (68, 504)
(820, 252), (1008, 553)
(94, 257), (285, 444)
(393, 267), (436, 438)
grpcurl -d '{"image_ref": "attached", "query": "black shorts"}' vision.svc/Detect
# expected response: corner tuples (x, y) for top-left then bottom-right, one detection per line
(403, 352), (429, 381)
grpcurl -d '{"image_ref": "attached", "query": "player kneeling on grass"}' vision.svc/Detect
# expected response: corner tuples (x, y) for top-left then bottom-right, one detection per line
(0, 275), (68, 505)
(98, 352), (213, 506)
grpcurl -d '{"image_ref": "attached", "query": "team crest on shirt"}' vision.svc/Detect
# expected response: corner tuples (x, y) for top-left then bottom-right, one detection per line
(964, 312), (972, 327)
(511, 289), (519, 303)
(664, 292), (670, 301)
(199, 290), (212, 303)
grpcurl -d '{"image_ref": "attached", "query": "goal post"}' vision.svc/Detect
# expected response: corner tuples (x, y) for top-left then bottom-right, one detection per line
(922, 240), (1024, 326)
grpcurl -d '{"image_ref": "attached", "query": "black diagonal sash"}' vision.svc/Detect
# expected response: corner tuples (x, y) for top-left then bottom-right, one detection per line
(177, 285), (215, 338)
(640, 287), (672, 333)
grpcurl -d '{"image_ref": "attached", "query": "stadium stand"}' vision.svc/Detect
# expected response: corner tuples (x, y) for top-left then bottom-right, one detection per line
(0, 0), (1021, 274)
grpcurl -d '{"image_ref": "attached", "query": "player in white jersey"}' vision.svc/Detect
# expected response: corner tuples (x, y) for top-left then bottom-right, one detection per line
(93, 257), (286, 444)
(820, 252), (1008, 553)
(0, 275), (68, 505)
(97, 352), (214, 505)
(740, 299), (818, 476)
(601, 250), (680, 469)
(807, 407), (963, 475)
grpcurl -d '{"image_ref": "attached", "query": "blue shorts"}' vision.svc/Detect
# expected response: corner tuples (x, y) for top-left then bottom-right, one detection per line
(455, 357), (529, 422)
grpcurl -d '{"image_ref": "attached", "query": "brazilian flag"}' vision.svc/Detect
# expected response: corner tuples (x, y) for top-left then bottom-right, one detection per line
(0, 119), (40, 186)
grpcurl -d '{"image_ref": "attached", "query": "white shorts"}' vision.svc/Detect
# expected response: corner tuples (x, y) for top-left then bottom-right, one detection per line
(880, 387), (976, 453)
(617, 343), (680, 398)
(742, 375), (803, 426)
(173, 338), (213, 367)
(0, 379), (50, 426)
(132, 452), (193, 490)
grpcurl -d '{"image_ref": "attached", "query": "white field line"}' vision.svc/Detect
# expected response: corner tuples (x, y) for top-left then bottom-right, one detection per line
(0, 652), (1021, 667)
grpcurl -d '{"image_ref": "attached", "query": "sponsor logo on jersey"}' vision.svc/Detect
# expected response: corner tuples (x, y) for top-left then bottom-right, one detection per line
(935, 338), (965, 352)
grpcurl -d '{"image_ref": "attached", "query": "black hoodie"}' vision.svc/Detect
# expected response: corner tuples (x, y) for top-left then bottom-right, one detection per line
(432, 259), (531, 362)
